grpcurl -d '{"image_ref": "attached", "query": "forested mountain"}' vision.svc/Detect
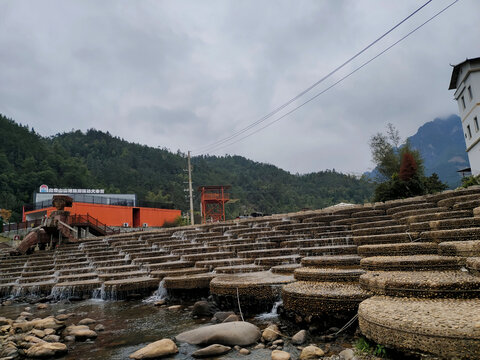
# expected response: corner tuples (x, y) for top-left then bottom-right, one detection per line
(365, 115), (469, 188)
(408, 115), (469, 187)
(1, 114), (374, 222)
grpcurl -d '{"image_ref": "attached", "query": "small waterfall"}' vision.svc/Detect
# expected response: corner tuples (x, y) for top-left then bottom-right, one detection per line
(92, 284), (106, 301)
(255, 300), (283, 320)
(143, 280), (167, 303)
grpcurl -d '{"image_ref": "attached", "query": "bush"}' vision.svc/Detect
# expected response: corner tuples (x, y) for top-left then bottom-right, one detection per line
(162, 216), (188, 228)
(461, 174), (480, 188)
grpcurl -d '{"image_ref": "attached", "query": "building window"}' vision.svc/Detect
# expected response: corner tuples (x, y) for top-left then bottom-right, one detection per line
(468, 86), (473, 100)
(467, 124), (472, 139)
(461, 96), (466, 109)
(475, 117), (479, 132)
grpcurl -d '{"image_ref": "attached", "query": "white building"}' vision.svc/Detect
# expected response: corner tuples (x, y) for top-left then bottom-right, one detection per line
(449, 57), (480, 175)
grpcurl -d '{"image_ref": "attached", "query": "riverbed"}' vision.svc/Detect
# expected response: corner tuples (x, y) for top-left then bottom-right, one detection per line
(0, 299), (355, 359)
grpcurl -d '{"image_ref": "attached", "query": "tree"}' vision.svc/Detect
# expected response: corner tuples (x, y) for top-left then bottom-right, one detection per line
(370, 124), (447, 202)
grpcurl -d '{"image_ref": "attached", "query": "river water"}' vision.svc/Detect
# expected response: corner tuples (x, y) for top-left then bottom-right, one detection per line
(0, 299), (353, 359)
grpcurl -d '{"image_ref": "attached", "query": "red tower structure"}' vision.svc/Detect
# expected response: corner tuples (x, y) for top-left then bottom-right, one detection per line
(198, 185), (230, 224)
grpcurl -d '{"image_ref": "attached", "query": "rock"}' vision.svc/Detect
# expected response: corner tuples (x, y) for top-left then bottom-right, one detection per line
(0, 317), (12, 326)
(29, 329), (45, 338)
(129, 338), (178, 359)
(25, 307), (32, 311)
(339, 348), (355, 360)
(262, 324), (280, 342)
(271, 350), (291, 360)
(239, 348), (250, 355)
(64, 325), (97, 341)
(176, 321), (261, 346)
(44, 328), (55, 336)
(291, 329), (307, 345)
(25, 342), (67, 358)
(168, 305), (182, 311)
(254, 343), (265, 349)
(36, 304), (48, 310)
(299, 345), (324, 359)
(212, 311), (235, 322)
(233, 345), (241, 351)
(57, 309), (66, 314)
(273, 339), (284, 345)
(154, 299), (166, 306)
(94, 324), (105, 332)
(43, 334), (61, 342)
(64, 335), (75, 342)
(192, 344), (231, 358)
(55, 314), (71, 321)
(1, 342), (18, 357)
(33, 317), (64, 331)
(3, 300), (13, 306)
(78, 318), (96, 325)
(222, 314), (239, 323)
(192, 301), (215, 317)
(20, 312), (33, 318)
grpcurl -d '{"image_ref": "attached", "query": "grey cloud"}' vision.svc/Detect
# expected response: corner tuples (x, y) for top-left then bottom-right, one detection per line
(0, 0), (479, 174)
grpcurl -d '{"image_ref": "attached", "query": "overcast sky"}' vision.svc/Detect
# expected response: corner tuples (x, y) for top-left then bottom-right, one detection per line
(0, 0), (478, 175)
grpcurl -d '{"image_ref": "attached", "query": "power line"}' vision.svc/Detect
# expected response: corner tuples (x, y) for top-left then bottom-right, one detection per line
(197, 0), (460, 155)
(193, 0), (434, 154)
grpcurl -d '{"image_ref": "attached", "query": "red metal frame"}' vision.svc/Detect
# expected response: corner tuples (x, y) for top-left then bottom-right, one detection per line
(198, 185), (230, 224)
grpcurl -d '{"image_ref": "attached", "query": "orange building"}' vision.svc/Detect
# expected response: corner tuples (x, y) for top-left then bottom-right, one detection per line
(23, 185), (181, 228)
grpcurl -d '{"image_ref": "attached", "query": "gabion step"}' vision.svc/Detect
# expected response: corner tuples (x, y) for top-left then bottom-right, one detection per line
(298, 245), (357, 256)
(357, 242), (438, 257)
(254, 255), (302, 267)
(270, 263), (302, 275)
(421, 227), (480, 243)
(238, 248), (297, 259)
(360, 255), (463, 271)
(410, 217), (480, 232)
(360, 270), (480, 298)
(353, 233), (418, 246)
(352, 225), (408, 237)
(301, 255), (362, 269)
(214, 264), (266, 274)
(403, 210), (472, 225)
(438, 240), (480, 257)
(294, 267), (365, 282)
(282, 281), (370, 316)
(358, 296), (480, 359)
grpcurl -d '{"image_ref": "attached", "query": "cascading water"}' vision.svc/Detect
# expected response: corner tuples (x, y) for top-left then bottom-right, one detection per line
(92, 284), (106, 301)
(143, 280), (167, 303)
(255, 300), (283, 320)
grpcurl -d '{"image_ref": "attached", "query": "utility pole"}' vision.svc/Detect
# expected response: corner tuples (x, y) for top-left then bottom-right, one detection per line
(187, 151), (195, 225)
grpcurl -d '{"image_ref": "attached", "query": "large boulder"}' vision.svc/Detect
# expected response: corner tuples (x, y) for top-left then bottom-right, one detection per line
(176, 322), (261, 346)
(129, 339), (178, 359)
(192, 344), (231, 358)
(25, 342), (67, 358)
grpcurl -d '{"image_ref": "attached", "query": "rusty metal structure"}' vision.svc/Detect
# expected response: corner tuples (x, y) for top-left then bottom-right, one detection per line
(198, 185), (231, 224)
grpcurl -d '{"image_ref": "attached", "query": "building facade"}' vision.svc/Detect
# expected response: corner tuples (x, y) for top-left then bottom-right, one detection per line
(23, 185), (181, 228)
(449, 57), (480, 175)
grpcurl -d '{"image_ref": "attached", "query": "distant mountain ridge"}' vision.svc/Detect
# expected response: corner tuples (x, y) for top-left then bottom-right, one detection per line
(408, 114), (468, 187)
(0, 114), (374, 222)
(366, 114), (469, 188)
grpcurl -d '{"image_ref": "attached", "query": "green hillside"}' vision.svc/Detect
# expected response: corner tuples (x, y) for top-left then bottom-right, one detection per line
(1, 113), (374, 222)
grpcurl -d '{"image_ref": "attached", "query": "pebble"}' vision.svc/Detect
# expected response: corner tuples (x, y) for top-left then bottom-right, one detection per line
(94, 324), (105, 332)
(239, 348), (250, 355)
(254, 343), (266, 349)
(271, 349), (291, 360)
(37, 303), (48, 310)
(339, 348), (355, 360)
(263, 324), (280, 342)
(168, 305), (182, 311)
(292, 329), (307, 345)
